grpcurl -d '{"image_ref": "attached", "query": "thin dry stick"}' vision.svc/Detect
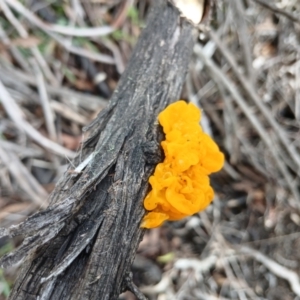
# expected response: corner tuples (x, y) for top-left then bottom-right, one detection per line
(194, 290), (230, 300)
(0, 79), (76, 158)
(140, 275), (172, 295)
(0, 146), (48, 206)
(239, 245), (300, 297)
(251, 0), (300, 24)
(194, 44), (300, 205)
(47, 24), (114, 37)
(4, 0), (115, 65)
(296, 51), (300, 121)
(32, 59), (57, 141)
(174, 256), (218, 275)
(209, 30), (300, 170)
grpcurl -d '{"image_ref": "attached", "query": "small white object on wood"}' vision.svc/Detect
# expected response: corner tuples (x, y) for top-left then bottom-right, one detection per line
(171, 0), (205, 24)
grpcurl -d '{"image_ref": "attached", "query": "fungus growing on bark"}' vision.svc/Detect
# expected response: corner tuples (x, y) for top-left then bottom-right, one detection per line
(142, 100), (224, 228)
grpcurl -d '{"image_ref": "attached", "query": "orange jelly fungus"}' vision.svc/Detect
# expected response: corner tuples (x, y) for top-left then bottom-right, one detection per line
(141, 100), (224, 229)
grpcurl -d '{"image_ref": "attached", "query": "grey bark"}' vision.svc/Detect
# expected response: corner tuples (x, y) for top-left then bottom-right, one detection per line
(0, 1), (198, 299)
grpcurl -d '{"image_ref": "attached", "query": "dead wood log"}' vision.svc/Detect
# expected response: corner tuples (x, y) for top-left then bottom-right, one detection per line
(0, 1), (207, 299)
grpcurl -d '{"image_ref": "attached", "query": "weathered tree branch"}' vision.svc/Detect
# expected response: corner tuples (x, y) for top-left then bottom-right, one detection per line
(0, 1), (203, 299)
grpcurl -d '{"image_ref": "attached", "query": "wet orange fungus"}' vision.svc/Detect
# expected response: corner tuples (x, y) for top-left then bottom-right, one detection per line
(141, 100), (224, 228)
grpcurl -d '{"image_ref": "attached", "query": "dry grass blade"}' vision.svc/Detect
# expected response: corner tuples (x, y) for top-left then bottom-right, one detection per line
(0, 68), (107, 110)
(251, 0), (300, 24)
(50, 101), (89, 126)
(174, 256), (217, 275)
(0, 140), (44, 159)
(0, 79), (76, 158)
(0, 146), (48, 206)
(4, 0), (115, 65)
(239, 245), (300, 297)
(296, 51), (300, 120)
(31, 59), (57, 141)
(231, 0), (255, 85)
(48, 25), (114, 37)
(209, 29), (300, 171)
(194, 44), (300, 205)
(0, 25), (31, 73)
(0, 0), (58, 85)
